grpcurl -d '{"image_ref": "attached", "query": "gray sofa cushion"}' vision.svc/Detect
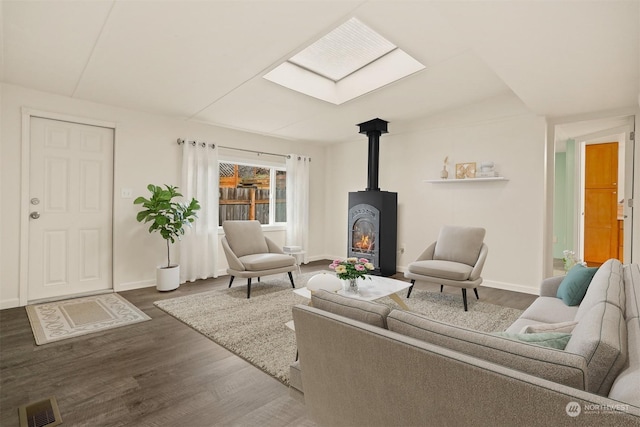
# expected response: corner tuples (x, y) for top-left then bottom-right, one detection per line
(433, 226), (485, 266)
(238, 253), (294, 270)
(387, 309), (588, 389)
(311, 290), (391, 329)
(574, 258), (625, 321)
(222, 220), (269, 257)
(565, 302), (627, 395)
(407, 260), (473, 281)
(608, 318), (640, 406)
(623, 263), (640, 321)
(518, 297), (579, 324)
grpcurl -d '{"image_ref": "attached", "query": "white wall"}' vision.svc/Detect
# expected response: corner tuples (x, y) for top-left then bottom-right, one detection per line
(0, 83), (326, 308)
(324, 94), (547, 294)
(0, 84), (551, 307)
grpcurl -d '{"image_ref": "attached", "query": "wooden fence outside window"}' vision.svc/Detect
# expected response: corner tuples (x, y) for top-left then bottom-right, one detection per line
(218, 163), (286, 225)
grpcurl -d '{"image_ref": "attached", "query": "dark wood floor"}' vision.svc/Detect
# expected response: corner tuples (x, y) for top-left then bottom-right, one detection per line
(0, 261), (536, 426)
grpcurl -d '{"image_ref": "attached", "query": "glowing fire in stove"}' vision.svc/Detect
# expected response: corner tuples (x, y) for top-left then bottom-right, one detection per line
(354, 235), (372, 252)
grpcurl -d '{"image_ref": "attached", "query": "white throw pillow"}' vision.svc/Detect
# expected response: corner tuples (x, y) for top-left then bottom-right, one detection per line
(520, 321), (578, 334)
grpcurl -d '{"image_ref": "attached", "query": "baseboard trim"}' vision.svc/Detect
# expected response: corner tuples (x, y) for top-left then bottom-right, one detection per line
(115, 280), (156, 292)
(0, 298), (21, 310)
(479, 280), (539, 295)
(396, 265), (538, 295)
(217, 257), (541, 296)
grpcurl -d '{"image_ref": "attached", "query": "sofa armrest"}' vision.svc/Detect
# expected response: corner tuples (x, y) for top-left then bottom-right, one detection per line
(540, 276), (564, 297)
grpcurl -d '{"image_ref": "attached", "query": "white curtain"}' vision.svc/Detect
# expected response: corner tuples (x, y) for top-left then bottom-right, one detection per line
(286, 154), (310, 263)
(180, 141), (219, 282)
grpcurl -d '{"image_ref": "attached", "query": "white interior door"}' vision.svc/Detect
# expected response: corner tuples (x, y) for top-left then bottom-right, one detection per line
(28, 117), (114, 301)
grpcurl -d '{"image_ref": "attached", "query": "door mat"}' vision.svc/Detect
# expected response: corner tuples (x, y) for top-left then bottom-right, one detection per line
(26, 293), (150, 345)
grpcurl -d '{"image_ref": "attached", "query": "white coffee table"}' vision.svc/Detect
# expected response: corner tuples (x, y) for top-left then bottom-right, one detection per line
(293, 275), (411, 310)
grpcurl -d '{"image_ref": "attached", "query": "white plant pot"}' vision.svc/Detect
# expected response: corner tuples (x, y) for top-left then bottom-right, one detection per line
(156, 265), (180, 291)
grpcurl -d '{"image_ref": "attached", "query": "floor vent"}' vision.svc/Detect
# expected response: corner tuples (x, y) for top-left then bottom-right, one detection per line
(18, 397), (62, 427)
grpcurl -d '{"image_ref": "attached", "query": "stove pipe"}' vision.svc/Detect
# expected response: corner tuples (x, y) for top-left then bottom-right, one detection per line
(357, 118), (388, 191)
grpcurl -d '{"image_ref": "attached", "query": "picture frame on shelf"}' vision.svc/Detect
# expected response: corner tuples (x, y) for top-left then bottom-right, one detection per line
(455, 162), (476, 179)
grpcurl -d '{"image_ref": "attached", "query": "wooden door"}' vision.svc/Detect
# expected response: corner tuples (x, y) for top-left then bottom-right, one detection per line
(28, 117), (114, 301)
(584, 142), (619, 266)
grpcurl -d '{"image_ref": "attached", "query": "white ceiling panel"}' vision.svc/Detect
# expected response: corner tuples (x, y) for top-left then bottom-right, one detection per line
(432, 1), (639, 118)
(72, 1), (361, 117)
(347, 52), (513, 123)
(3, 0), (113, 96)
(354, 1), (470, 66)
(194, 77), (329, 136)
(272, 52), (512, 142)
(2, 1), (638, 143)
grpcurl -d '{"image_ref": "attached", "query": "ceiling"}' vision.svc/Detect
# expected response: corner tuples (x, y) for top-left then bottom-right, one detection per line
(2, 1), (639, 144)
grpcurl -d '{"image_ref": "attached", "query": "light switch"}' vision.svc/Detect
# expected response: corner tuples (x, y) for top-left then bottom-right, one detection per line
(121, 188), (133, 198)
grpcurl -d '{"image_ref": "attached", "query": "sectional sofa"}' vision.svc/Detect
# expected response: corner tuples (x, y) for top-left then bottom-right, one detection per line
(289, 259), (639, 426)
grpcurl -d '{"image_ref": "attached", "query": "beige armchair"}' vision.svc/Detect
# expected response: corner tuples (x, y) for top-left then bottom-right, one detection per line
(222, 220), (296, 298)
(404, 225), (488, 311)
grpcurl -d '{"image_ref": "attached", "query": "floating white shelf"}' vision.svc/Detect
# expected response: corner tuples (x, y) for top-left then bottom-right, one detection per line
(424, 177), (508, 183)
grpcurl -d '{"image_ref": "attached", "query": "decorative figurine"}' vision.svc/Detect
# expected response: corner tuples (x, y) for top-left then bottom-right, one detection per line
(440, 156), (449, 179)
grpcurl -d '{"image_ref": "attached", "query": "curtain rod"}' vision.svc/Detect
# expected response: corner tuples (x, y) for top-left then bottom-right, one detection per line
(177, 138), (310, 161)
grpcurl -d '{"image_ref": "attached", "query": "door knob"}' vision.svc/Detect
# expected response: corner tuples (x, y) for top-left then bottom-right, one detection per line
(30, 211), (40, 219)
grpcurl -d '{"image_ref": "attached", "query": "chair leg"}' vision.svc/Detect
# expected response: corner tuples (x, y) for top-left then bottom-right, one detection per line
(288, 271), (295, 289)
(407, 280), (415, 298)
(228, 276), (235, 288)
(474, 288), (479, 300)
(247, 278), (252, 299)
(462, 289), (468, 311)
(258, 277), (261, 283)
(440, 285), (444, 293)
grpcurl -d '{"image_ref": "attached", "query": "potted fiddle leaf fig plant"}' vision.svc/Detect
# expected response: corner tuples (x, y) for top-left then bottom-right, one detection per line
(134, 184), (200, 291)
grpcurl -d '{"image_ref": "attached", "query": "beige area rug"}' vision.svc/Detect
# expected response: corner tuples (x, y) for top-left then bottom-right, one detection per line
(26, 293), (151, 345)
(154, 272), (523, 385)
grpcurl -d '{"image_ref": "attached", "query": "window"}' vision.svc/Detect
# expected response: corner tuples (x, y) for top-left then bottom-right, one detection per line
(219, 161), (286, 226)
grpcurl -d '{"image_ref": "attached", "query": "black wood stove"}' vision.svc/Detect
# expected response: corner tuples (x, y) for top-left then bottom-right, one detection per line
(347, 118), (397, 276)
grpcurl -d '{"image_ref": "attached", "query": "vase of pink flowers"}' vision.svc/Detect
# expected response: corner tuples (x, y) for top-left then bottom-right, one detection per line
(329, 257), (375, 293)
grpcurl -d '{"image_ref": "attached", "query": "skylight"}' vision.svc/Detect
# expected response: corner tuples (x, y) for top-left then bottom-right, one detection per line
(288, 18), (397, 82)
(264, 18), (425, 105)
